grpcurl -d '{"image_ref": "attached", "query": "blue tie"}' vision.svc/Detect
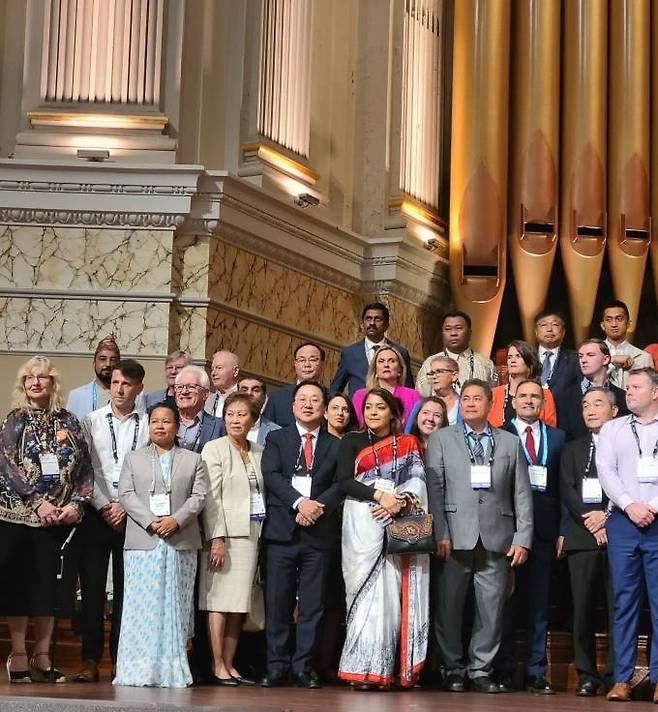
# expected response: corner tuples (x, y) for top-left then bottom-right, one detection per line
(541, 352), (553, 386)
(470, 433), (485, 464)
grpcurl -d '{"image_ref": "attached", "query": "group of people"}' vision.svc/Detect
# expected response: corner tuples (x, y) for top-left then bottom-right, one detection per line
(1, 298), (657, 702)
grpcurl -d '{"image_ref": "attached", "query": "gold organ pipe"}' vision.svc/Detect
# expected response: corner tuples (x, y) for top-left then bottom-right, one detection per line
(650, 0), (658, 306)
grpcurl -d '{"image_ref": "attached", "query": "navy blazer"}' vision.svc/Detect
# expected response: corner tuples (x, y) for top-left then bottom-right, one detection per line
(504, 421), (565, 543)
(555, 382), (629, 441)
(261, 425), (343, 550)
(262, 384), (296, 427)
(329, 339), (414, 396)
(194, 411), (225, 452)
(546, 348), (581, 404)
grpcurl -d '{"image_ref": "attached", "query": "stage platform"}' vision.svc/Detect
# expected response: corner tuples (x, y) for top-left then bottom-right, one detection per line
(0, 681), (636, 712)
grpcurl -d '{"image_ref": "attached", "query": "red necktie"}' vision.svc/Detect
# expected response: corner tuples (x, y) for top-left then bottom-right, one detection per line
(303, 432), (314, 470)
(525, 425), (537, 465)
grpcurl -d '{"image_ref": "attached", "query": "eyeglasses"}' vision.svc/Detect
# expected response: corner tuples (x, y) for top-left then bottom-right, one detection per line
(174, 384), (203, 393)
(295, 357), (321, 365)
(25, 375), (51, 383)
(428, 369), (457, 377)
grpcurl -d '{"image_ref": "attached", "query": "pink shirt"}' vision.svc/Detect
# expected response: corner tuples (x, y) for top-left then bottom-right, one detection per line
(352, 386), (422, 429)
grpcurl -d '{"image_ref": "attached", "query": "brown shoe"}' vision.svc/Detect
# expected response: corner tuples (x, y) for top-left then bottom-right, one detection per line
(73, 659), (99, 683)
(606, 682), (632, 702)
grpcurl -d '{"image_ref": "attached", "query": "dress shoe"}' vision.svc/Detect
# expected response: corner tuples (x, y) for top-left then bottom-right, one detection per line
(606, 682), (632, 702)
(294, 671), (321, 689)
(73, 659), (99, 683)
(442, 672), (465, 692)
(232, 674), (256, 686)
(260, 672), (288, 687)
(576, 680), (600, 697)
(526, 675), (555, 694)
(470, 675), (500, 693)
(495, 675), (515, 693)
(212, 675), (239, 686)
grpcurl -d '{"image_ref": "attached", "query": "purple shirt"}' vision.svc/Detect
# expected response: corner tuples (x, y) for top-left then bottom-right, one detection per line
(596, 413), (658, 512)
(351, 386), (422, 429)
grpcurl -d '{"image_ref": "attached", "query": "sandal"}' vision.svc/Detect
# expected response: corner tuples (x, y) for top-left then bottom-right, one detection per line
(6, 653), (31, 683)
(29, 653), (66, 683)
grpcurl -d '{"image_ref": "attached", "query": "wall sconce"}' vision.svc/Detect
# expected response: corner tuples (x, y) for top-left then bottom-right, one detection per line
(76, 148), (111, 162)
(294, 193), (320, 208)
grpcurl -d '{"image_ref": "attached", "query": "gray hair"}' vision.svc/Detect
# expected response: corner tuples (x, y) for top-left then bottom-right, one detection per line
(165, 350), (191, 366)
(628, 367), (658, 389)
(581, 386), (617, 407)
(176, 365), (210, 389)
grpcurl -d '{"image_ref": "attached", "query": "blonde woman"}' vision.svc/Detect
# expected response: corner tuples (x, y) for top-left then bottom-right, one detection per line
(0, 356), (92, 683)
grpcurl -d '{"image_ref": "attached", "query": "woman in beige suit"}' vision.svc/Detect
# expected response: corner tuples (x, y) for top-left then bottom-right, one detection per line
(114, 403), (208, 688)
(200, 392), (264, 686)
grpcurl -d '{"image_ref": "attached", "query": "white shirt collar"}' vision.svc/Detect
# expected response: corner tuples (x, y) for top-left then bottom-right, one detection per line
(513, 418), (541, 439)
(105, 402), (142, 421)
(296, 423), (321, 439)
(538, 345), (560, 358)
(365, 336), (388, 351)
(605, 339), (629, 353)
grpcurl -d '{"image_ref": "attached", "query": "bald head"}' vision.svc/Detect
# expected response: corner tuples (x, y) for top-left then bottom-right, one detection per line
(210, 350), (240, 393)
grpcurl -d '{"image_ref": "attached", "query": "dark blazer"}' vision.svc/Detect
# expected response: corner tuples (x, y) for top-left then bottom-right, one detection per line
(261, 425), (343, 550)
(560, 434), (608, 551)
(555, 382), (628, 441)
(504, 421), (565, 543)
(262, 384), (296, 427)
(196, 411), (225, 452)
(546, 348), (581, 403)
(329, 339), (414, 396)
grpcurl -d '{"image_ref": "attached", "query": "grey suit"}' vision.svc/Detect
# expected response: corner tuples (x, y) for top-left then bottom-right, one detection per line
(425, 424), (533, 679)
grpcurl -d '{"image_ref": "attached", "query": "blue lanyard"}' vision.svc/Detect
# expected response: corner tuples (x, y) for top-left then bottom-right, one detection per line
(92, 381), (98, 411)
(516, 420), (548, 467)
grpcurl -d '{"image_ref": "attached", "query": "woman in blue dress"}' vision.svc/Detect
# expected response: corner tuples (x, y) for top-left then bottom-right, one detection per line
(113, 403), (208, 688)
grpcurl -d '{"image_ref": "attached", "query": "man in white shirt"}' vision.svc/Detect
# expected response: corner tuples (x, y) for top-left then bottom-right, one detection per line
(416, 311), (497, 395)
(204, 350), (240, 418)
(74, 360), (149, 683)
(600, 300), (653, 389)
(66, 335), (120, 419)
(238, 376), (281, 446)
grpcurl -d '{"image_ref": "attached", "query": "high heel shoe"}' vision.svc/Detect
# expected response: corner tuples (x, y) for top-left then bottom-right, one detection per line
(29, 653), (66, 683)
(6, 654), (31, 683)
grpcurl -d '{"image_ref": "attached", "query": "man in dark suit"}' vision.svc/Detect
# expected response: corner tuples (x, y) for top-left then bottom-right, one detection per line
(260, 380), (343, 688)
(560, 387), (617, 697)
(238, 376), (281, 445)
(329, 302), (413, 396)
(264, 343), (326, 427)
(495, 379), (566, 694)
(426, 379), (533, 694)
(534, 310), (581, 404)
(556, 339), (628, 441)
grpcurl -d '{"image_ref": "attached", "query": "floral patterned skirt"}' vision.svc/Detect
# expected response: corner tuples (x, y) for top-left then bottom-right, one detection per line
(113, 540), (197, 688)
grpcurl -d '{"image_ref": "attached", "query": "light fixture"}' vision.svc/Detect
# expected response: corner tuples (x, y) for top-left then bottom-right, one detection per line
(76, 148), (111, 162)
(294, 193), (320, 208)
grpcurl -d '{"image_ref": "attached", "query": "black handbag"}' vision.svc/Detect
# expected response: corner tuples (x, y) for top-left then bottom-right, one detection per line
(385, 507), (435, 555)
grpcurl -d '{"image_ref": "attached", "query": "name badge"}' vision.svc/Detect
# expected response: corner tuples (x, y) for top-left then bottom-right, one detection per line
(112, 462), (122, 489)
(470, 465), (491, 489)
(292, 475), (312, 499)
(637, 456), (658, 484)
(374, 478), (395, 493)
(250, 492), (266, 519)
(582, 477), (603, 504)
(39, 453), (60, 481)
(149, 493), (171, 517)
(529, 465), (548, 492)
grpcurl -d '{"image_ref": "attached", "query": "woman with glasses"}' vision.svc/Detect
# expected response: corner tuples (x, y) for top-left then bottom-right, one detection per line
(426, 355), (461, 424)
(0, 356), (92, 683)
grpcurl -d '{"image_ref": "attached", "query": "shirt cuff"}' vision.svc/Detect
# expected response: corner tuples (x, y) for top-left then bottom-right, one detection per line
(618, 493), (634, 512)
(293, 496), (305, 510)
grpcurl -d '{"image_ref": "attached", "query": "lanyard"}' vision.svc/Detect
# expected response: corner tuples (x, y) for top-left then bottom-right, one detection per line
(443, 350), (474, 386)
(179, 420), (201, 452)
(92, 381), (98, 411)
(244, 459), (262, 494)
(368, 431), (398, 480)
(107, 412), (140, 463)
(463, 425), (495, 465)
(26, 409), (58, 454)
(150, 445), (174, 495)
(630, 418), (658, 459)
(515, 419), (548, 467)
(583, 436), (596, 479)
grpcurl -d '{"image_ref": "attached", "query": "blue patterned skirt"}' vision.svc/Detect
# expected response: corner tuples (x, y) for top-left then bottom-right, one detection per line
(113, 540), (197, 688)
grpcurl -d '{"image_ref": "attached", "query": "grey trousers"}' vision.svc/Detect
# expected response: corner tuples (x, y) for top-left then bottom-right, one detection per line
(434, 539), (509, 679)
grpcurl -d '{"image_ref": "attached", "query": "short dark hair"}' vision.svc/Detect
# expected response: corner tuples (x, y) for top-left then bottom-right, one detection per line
(513, 378), (545, 396)
(293, 379), (329, 405)
(361, 302), (390, 322)
(113, 359), (145, 383)
(238, 376), (267, 394)
(326, 393), (359, 434)
(223, 391), (260, 421)
(293, 342), (326, 361)
(441, 311), (472, 329)
(534, 309), (567, 327)
(506, 339), (541, 379)
(601, 299), (630, 320)
(579, 338), (611, 358)
(460, 378), (493, 402)
(147, 401), (180, 427)
(361, 387), (404, 435)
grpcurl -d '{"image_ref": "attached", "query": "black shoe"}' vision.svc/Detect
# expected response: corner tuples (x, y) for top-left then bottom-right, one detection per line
(294, 671), (322, 689)
(526, 675), (555, 694)
(260, 672), (288, 687)
(442, 672), (465, 692)
(211, 675), (239, 686)
(232, 675), (256, 686)
(576, 680), (600, 697)
(496, 675), (515, 693)
(470, 675), (500, 693)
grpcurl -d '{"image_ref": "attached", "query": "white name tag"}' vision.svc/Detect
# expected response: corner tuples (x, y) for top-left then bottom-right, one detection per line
(529, 465), (548, 492)
(250, 492), (266, 518)
(112, 462), (122, 489)
(374, 478), (395, 493)
(292, 475), (312, 499)
(637, 456), (658, 484)
(39, 453), (60, 478)
(582, 478), (603, 504)
(470, 465), (491, 489)
(149, 493), (171, 517)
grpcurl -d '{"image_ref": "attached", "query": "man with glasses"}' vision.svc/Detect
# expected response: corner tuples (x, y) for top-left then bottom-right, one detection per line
(265, 343), (326, 427)
(330, 302), (413, 397)
(534, 310), (580, 404)
(144, 350), (191, 410)
(175, 365), (225, 453)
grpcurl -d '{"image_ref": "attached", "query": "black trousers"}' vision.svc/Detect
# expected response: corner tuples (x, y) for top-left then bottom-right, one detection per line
(77, 506), (124, 664)
(264, 538), (331, 676)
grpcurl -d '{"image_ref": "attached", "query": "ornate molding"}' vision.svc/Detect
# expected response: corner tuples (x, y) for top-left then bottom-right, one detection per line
(0, 287), (175, 303)
(0, 208), (184, 229)
(0, 180), (196, 197)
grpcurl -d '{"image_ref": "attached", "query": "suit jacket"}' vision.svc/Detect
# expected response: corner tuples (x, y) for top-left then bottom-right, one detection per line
(257, 417), (281, 446)
(560, 434), (608, 551)
(425, 424), (533, 554)
(556, 382), (628, 441)
(261, 425), (343, 549)
(329, 339), (414, 396)
(503, 421), (565, 542)
(118, 445), (208, 551)
(200, 436), (264, 540)
(197, 411), (225, 451)
(546, 348), (581, 403)
(144, 388), (176, 410)
(262, 383), (296, 427)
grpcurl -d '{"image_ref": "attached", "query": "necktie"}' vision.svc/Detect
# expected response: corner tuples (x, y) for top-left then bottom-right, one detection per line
(525, 425), (537, 464)
(581, 377), (592, 394)
(540, 351), (552, 386)
(303, 432), (314, 470)
(470, 432), (485, 464)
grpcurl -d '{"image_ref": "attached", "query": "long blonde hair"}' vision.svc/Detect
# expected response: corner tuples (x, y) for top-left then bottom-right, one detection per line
(12, 355), (64, 414)
(364, 346), (407, 391)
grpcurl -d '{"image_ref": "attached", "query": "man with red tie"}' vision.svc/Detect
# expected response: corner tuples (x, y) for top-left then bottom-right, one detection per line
(494, 379), (566, 694)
